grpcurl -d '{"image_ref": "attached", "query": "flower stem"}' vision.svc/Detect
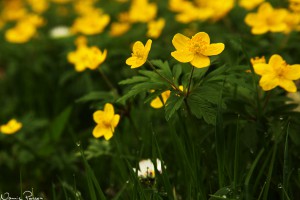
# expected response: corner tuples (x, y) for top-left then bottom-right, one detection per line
(262, 91), (272, 112)
(186, 66), (195, 97)
(146, 60), (182, 93)
(98, 68), (117, 92)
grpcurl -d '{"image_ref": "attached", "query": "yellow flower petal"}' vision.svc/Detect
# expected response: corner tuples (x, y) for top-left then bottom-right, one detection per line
(171, 50), (194, 63)
(0, 119), (22, 135)
(259, 74), (279, 91)
(103, 128), (113, 140)
(269, 54), (284, 66)
(203, 43), (225, 56)
(172, 33), (190, 50)
(278, 79), (297, 93)
(192, 32), (210, 44)
(132, 41), (145, 54)
(245, 13), (259, 26)
(104, 103), (114, 121)
(93, 110), (105, 124)
(150, 97), (163, 109)
(251, 26), (269, 34)
(92, 124), (104, 138)
(112, 114), (120, 128)
(284, 64), (300, 80)
(145, 39), (152, 53)
(253, 63), (273, 75)
(190, 54), (210, 68)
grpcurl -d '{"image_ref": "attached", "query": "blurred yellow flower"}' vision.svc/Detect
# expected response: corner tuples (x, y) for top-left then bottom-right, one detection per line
(245, 2), (288, 34)
(126, 39), (152, 69)
(289, 0), (300, 12)
(5, 22), (36, 43)
(253, 54), (300, 92)
(27, 0), (49, 13)
(71, 12), (110, 35)
(129, 0), (157, 23)
(1, 0), (27, 21)
(68, 37), (107, 72)
(150, 90), (171, 109)
(0, 119), (22, 135)
(239, 0), (264, 10)
(171, 32), (224, 68)
(51, 0), (72, 4)
(147, 18), (165, 39)
(93, 103), (120, 140)
(284, 11), (300, 33)
(109, 22), (131, 37)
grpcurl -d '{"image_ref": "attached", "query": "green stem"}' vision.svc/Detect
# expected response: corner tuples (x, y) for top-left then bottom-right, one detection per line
(146, 60), (182, 93)
(186, 66), (195, 97)
(98, 68), (117, 92)
(262, 91), (272, 112)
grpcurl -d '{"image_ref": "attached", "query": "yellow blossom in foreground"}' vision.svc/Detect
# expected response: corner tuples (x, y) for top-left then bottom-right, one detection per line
(253, 54), (300, 92)
(150, 90), (171, 109)
(68, 37), (107, 72)
(245, 2), (288, 34)
(5, 22), (36, 43)
(147, 18), (165, 39)
(93, 103), (120, 140)
(171, 32), (224, 68)
(0, 119), (22, 135)
(239, 0), (264, 10)
(71, 12), (110, 35)
(109, 22), (131, 37)
(126, 39), (152, 69)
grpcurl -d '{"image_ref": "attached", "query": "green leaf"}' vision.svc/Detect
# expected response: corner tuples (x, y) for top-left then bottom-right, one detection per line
(118, 76), (149, 85)
(165, 92), (185, 120)
(172, 64), (182, 86)
(117, 82), (168, 104)
(75, 91), (114, 103)
(187, 95), (216, 125)
(50, 106), (72, 141)
(150, 59), (173, 80)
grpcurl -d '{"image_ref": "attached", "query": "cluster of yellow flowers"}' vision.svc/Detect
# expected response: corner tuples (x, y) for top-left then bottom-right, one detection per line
(245, 2), (300, 34)
(110, 0), (165, 39)
(67, 36), (107, 72)
(71, 0), (110, 35)
(169, 0), (234, 23)
(1, 0), (46, 43)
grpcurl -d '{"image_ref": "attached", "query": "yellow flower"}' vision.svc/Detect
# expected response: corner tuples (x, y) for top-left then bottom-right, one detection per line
(27, 0), (49, 13)
(1, 0), (27, 21)
(147, 18), (165, 39)
(93, 103), (120, 140)
(171, 32), (224, 68)
(289, 0), (300, 12)
(150, 90), (171, 109)
(5, 21), (36, 43)
(239, 0), (264, 10)
(68, 37), (107, 72)
(245, 2), (288, 34)
(284, 11), (300, 33)
(128, 0), (157, 23)
(109, 22), (131, 37)
(126, 39), (152, 69)
(0, 119), (22, 135)
(253, 54), (300, 92)
(71, 12), (110, 35)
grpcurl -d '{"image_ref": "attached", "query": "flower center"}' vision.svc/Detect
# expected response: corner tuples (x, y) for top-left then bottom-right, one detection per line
(275, 61), (288, 78)
(188, 37), (208, 54)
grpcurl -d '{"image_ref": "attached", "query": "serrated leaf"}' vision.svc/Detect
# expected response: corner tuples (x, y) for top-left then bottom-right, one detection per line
(165, 93), (185, 120)
(187, 95), (216, 125)
(150, 59), (173, 80)
(75, 91), (114, 103)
